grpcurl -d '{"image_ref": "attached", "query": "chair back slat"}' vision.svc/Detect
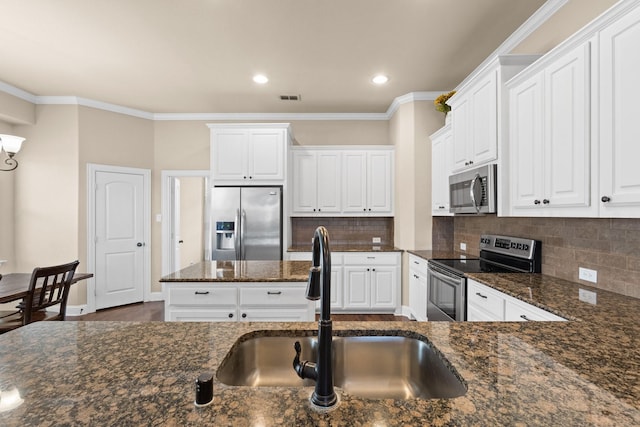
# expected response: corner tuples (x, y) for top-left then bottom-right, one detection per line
(23, 260), (80, 324)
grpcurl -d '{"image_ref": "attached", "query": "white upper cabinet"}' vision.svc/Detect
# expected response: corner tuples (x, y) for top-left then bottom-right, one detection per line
(430, 124), (453, 216)
(291, 146), (393, 217)
(449, 55), (538, 174)
(599, 4), (640, 216)
(291, 149), (341, 214)
(209, 124), (290, 184)
(509, 43), (591, 215)
(507, 0), (640, 218)
(342, 149), (394, 216)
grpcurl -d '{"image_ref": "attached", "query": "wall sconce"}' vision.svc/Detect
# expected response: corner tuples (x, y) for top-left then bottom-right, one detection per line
(0, 134), (26, 172)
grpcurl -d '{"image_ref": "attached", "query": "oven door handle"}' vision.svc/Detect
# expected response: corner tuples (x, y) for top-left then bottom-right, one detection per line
(428, 267), (464, 286)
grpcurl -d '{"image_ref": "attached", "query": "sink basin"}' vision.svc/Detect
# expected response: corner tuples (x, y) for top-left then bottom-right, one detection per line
(216, 331), (467, 399)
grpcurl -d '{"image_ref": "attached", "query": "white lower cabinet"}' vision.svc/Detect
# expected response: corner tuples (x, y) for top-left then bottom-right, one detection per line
(164, 282), (314, 322)
(287, 251), (400, 313)
(408, 255), (428, 321)
(466, 279), (565, 322)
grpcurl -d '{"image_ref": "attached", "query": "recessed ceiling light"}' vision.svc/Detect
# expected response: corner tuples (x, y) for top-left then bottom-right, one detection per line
(253, 74), (269, 84)
(372, 74), (389, 85)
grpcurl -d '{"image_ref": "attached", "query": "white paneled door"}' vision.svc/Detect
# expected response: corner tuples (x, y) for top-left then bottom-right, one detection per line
(95, 169), (146, 309)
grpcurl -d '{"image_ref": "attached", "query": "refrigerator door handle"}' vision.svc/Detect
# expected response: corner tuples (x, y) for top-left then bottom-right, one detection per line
(241, 209), (247, 260)
(234, 208), (241, 260)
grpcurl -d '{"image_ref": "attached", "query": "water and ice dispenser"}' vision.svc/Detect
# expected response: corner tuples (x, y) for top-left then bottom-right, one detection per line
(215, 221), (235, 250)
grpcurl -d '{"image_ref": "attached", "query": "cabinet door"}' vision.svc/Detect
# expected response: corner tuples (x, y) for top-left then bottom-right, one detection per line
(367, 152), (393, 213)
(248, 129), (284, 181)
(330, 266), (343, 309)
(510, 73), (544, 210)
(316, 151), (342, 213)
(343, 267), (370, 308)
(211, 130), (248, 181)
(470, 70), (498, 164)
(544, 42), (590, 208)
(342, 152), (368, 213)
(599, 7), (640, 215)
(431, 127), (452, 215)
(292, 151), (318, 213)
(370, 267), (396, 309)
(451, 96), (471, 171)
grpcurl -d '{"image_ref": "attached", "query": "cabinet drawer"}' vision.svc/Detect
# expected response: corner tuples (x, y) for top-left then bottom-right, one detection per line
(343, 253), (399, 265)
(239, 286), (307, 306)
(505, 300), (566, 322)
(408, 255), (429, 276)
(467, 281), (505, 319)
(169, 286), (237, 306)
(169, 310), (237, 322)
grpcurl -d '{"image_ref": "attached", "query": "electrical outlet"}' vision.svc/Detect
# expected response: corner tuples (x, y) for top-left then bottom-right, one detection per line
(579, 267), (597, 283)
(579, 288), (597, 305)
(460, 242), (467, 251)
(372, 237), (381, 244)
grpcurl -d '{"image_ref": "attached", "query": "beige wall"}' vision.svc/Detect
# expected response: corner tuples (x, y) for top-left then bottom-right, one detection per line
(390, 100), (444, 305)
(0, 121), (16, 273)
(0, 91), (35, 125)
(13, 105), (80, 273)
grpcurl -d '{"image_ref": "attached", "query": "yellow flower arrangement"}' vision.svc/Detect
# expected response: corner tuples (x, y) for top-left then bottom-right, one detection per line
(434, 90), (456, 114)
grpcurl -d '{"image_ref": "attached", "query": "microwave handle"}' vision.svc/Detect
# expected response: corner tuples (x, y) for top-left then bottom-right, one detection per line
(470, 173), (482, 213)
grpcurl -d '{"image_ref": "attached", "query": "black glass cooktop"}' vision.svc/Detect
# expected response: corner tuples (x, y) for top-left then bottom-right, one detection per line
(429, 258), (518, 275)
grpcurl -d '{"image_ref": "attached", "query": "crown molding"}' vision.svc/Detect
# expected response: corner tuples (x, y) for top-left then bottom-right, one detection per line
(0, 80), (37, 103)
(385, 91), (445, 118)
(454, 0), (569, 91)
(36, 96), (154, 120)
(154, 112), (388, 121)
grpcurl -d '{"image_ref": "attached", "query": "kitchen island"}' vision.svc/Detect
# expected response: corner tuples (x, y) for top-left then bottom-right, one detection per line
(160, 260), (315, 322)
(1, 269), (640, 426)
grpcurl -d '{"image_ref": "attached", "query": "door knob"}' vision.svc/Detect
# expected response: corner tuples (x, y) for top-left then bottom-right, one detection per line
(136, 242), (144, 247)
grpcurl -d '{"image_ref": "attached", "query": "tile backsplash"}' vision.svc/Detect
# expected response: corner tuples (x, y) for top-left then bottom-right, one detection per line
(291, 217), (394, 246)
(441, 216), (640, 298)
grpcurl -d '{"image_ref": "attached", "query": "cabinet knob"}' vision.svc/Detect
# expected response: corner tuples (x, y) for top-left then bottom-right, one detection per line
(243, 176), (247, 179)
(469, 160), (474, 165)
(366, 268), (370, 272)
(543, 199), (550, 204)
(313, 208), (316, 212)
(372, 268), (376, 272)
(228, 313), (234, 318)
(249, 176), (253, 179)
(465, 162), (469, 166)
(368, 208), (372, 211)
(363, 208), (366, 211)
(534, 200), (541, 205)
(601, 196), (611, 203)
(242, 313), (247, 318)
(318, 208), (321, 212)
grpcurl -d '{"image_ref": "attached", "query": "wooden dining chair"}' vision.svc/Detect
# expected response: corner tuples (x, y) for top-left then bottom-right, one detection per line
(0, 260), (80, 333)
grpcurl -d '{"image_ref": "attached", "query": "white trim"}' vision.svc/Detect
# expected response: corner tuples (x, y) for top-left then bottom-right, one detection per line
(148, 291), (164, 302)
(66, 305), (88, 317)
(454, 0), (569, 91)
(0, 81), (37, 103)
(37, 96), (154, 120)
(156, 112), (389, 121)
(385, 91), (445, 118)
(86, 163), (152, 314)
(161, 170), (210, 278)
(399, 305), (414, 319)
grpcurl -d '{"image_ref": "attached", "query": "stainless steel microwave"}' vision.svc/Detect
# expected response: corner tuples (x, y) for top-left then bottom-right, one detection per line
(449, 164), (497, 214)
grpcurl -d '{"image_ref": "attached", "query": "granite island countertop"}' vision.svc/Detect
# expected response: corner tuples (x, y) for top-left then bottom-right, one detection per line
(1, 277), (640, 427)
(160, 260), (311, 283)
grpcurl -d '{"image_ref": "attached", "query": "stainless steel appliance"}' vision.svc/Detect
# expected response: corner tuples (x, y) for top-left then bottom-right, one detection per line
(449, 164), (497, 214)
(210, 186), (282, 261)
(427, 234), (541, 321)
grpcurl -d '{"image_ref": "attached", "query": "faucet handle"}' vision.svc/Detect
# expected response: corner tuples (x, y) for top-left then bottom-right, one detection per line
(294, 341), (302, 357)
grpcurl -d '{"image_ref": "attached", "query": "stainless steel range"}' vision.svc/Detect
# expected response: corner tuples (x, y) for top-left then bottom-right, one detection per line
(427, 234), (542, 321)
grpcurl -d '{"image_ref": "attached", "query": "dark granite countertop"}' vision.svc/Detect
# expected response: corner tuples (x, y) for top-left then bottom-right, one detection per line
(288, 245), (402, 252)
(160, 261), (310, 282)
(2, 269), (640, 425)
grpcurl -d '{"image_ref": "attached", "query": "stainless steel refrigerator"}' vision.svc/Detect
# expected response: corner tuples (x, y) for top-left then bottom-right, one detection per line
(210, 186), (282, 261)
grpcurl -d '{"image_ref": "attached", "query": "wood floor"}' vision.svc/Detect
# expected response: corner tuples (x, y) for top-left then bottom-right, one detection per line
(67, 301), (412, 322)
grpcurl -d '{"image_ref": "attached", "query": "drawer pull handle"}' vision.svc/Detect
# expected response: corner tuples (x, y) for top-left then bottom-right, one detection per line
(414, 274), (419, 279)
(476, 292), (487, 299)
(367, 256), (375, 259)
(413, 261), (419, 265)
(520, 315), (532, 321)
(194, 291), (210, 295)
(267, 291), (282, 295)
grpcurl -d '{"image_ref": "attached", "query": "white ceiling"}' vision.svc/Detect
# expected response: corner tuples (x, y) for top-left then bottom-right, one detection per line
(0, 0), (548, 114)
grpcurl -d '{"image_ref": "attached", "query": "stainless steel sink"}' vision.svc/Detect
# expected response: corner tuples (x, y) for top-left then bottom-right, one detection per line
(216, 332), (467, 399)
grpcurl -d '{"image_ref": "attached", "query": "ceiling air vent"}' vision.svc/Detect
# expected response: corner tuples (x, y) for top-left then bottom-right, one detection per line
(279, 94), (302, 101)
